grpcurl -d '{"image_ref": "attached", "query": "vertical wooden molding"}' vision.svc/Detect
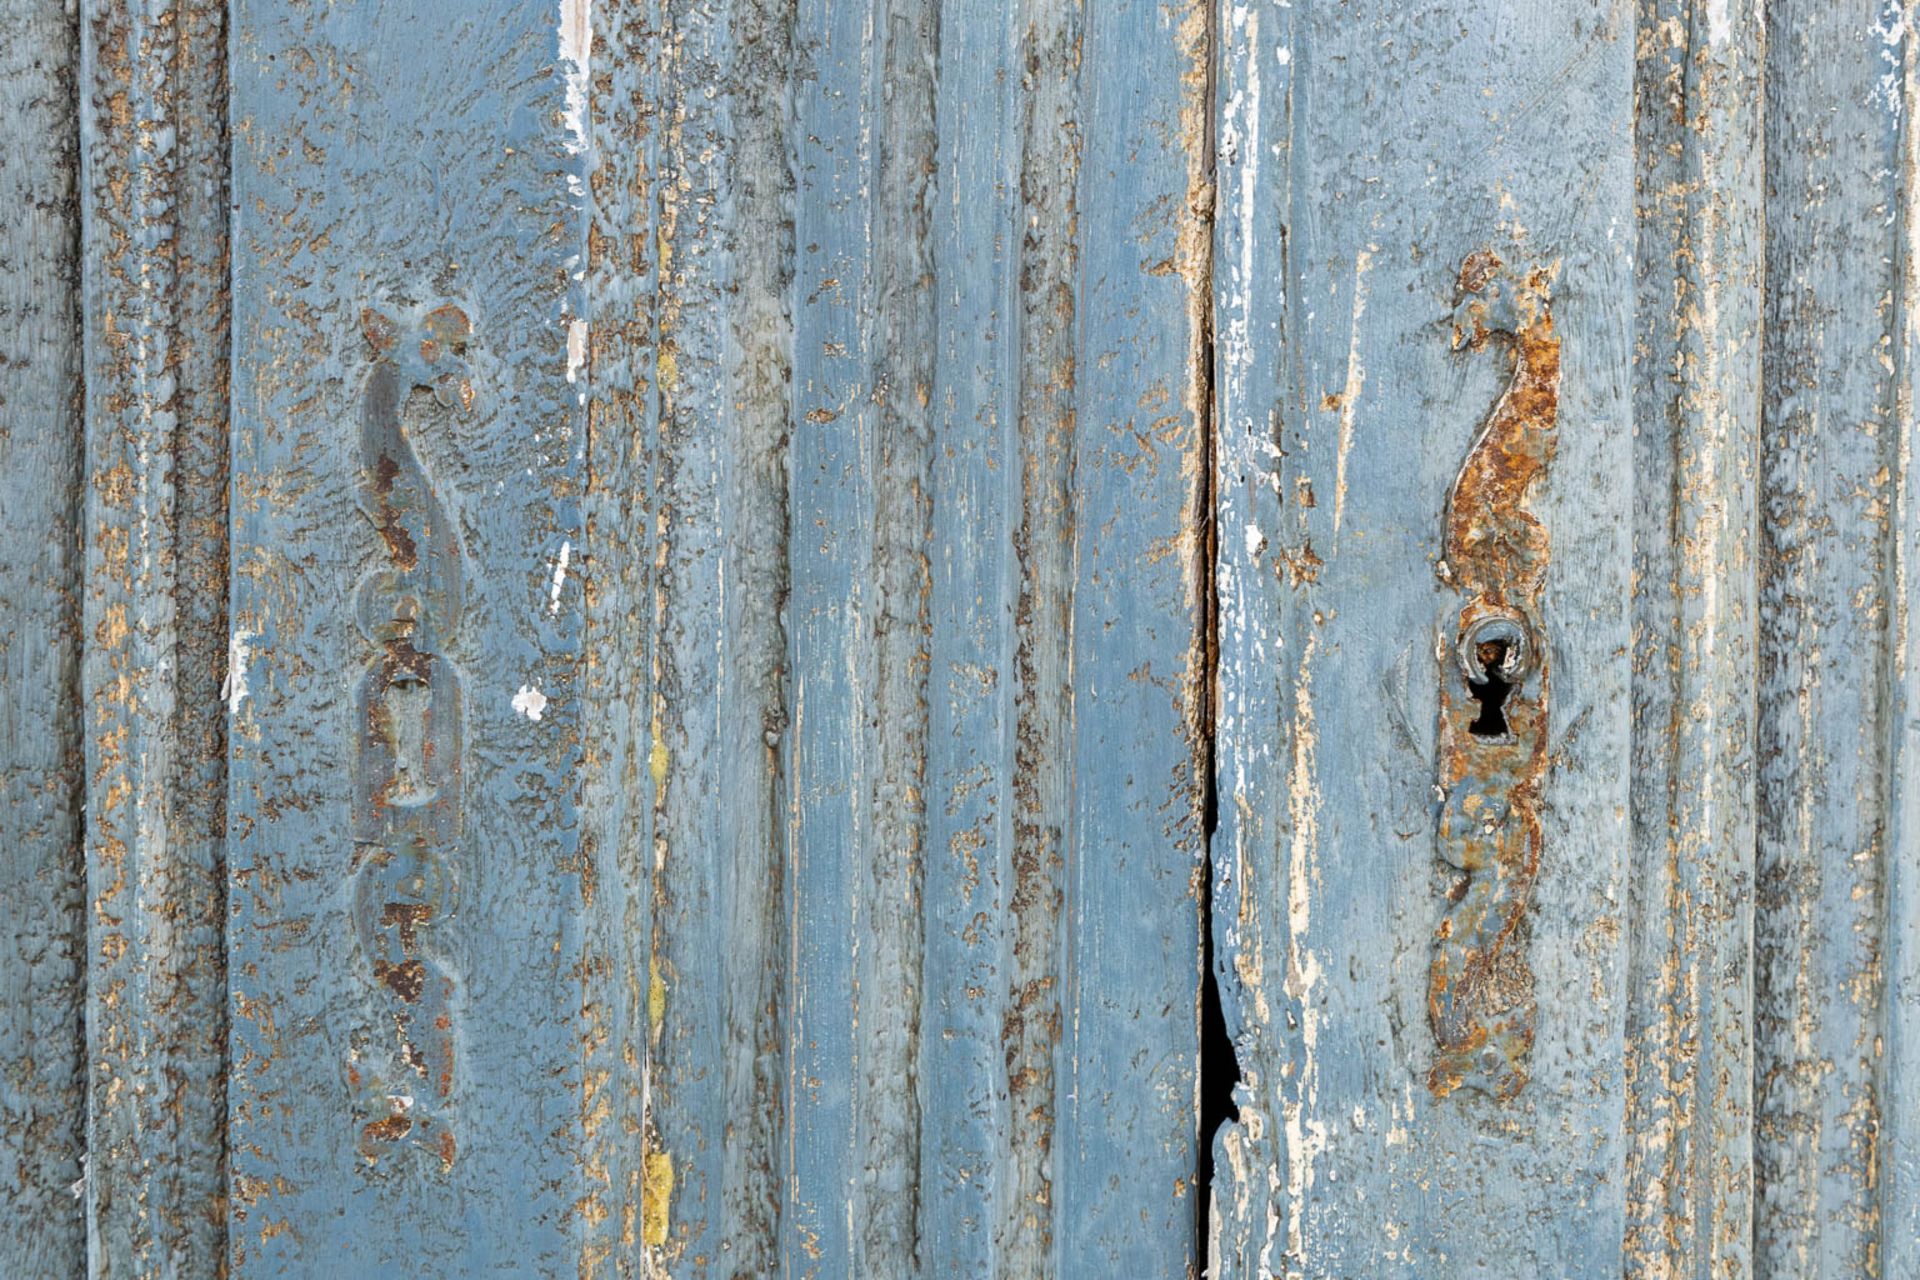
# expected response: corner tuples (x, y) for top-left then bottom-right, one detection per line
(775, 0), (1209, 1271)
(1758, 2), (1911, 1274)
(77, 0), (231, 1273)
(1002, 0), (1082, 1266)
(1884, 3), (1920, 1267)
(1054, 0), (1213, 1267)
(616, 0), (800, 1271)
(784, 0), (944, 1265)
(917, 0), (1022, 1271)
(0, 3), (87, 1274)
(1626, 2), (1763, 1275)
(579, 1), (662, 1269)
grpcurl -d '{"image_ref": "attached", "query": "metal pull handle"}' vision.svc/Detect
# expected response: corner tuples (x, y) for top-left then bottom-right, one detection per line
(347, 304), (474, 1169)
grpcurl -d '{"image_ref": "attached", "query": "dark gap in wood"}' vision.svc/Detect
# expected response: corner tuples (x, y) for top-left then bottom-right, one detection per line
(1194, 3), (1236, 1265)
(1196, 874), (1241, 1267)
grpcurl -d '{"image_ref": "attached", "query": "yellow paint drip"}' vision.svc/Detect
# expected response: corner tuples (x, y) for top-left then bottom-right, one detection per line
(649, 730), (670, 791)
(647, 966), (666, 1033)
(641, 1149), (674, 1247)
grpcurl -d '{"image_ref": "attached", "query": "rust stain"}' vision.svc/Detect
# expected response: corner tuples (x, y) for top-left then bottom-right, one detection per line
(1427, 251), (1559, 1101)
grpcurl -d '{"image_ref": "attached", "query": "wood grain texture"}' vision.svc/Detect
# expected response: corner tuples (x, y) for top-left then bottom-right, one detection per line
(20, 1), (1920, 1274)
(919, 2), (1022, 1269)
(777, 0), (1209, 1268)
(583, 3), (671, 1275)
(602, 0), (1210, 1274)
(1881, 5), (1920, 1260)
(1625, 0), (1761, 1273)
(1758, 1), (1920, 1273)
(611, 0), (796, 1272)
(0, 4), (87, 1274)
(1208, 1), (1638, 1273)
(780, 0), (943, 1266)
(78, 0), (231, 1273)
(1054, 0), (1211, 1267)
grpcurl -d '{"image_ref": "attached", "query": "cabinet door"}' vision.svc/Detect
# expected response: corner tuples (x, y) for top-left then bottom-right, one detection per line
(4, 1), (1916, 1278)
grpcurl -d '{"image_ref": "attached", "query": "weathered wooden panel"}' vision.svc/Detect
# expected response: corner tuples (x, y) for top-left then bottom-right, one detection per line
(209, 0), (1212, 1270)
(1625, 1), (1761, 1273)
(732, 0), (1207, 1273)
(1208, 1), (1639, 1273)
(589, 0), (1210, 1274)
(224, 1), (629, 1272)
(0, 4), (87, 1273)
(1052, 0), (1210, 1266)
(919, 5), (1023, 1270)
(1758, 2), (1920, 1273)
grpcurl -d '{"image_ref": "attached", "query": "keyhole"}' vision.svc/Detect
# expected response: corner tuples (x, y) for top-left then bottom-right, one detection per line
(383, 674), (439, 805)
(1467, 639), (1513, 739)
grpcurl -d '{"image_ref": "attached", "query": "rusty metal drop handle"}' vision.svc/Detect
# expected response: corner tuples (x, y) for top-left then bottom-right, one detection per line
(345, 304), (474, 1168)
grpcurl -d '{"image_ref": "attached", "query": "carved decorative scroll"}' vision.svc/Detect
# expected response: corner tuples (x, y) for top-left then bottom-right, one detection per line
(345, 304), (474, 1167)
(1428, 252), (1558, 1101)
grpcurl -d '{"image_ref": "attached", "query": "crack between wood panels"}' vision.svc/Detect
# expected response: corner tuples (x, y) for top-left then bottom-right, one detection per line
(1191, 0), (1241, 1269)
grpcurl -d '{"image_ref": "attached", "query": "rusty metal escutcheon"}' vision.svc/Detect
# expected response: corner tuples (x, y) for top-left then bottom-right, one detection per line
(1428, 250), (1558, 1102)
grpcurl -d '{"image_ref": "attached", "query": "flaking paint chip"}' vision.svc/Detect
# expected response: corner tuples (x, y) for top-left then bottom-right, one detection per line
(512, 685), (549, 721)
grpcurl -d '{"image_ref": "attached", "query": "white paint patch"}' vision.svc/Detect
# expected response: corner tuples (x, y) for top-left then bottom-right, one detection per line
(1281, 631), (1325, 1262)
(513, 685), (550, 721)
(221, 630), (257, 715)
(1331, 249), (1374, 545)
(1244, 522), (1264, 560)
(1217, 3), (1263, 403)
(549, 539), (572, 615)
(566, 318), (588, 383)
(1705, 0), (1730, 45)
(1873, 2), (1910, 119)
(558, 0), (591, 153)
(1879, 0), (1909, 46)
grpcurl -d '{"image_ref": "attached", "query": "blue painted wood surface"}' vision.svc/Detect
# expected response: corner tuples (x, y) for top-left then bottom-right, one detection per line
(4, 0), (1920, 1276)
(1758, 1), (1920, 1272)
(1208, 0), (1640, 1272)
(225, 1), (615, 1271)
(219, 0), (1207, 1273)
(1628, 0), (1760, 1270)
(0, 5), (88, 1274)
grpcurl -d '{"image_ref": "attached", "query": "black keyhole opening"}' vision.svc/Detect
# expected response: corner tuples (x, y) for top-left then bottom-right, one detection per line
(1468, 639), (1513, 739)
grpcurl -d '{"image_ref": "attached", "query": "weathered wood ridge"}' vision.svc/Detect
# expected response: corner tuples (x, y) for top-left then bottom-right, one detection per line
(0, 0), (1916, 1276)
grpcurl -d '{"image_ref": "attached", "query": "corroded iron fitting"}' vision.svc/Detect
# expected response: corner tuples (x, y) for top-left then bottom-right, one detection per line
(345, 304), (475, 1168)
(1428, 251), (1558, 1101)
